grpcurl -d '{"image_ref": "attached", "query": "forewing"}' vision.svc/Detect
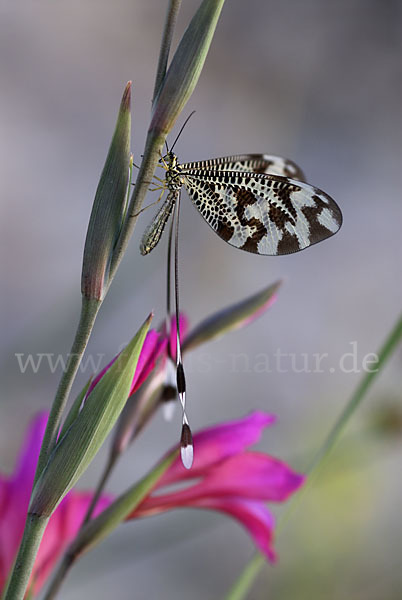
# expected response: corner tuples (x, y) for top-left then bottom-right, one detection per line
(181, 154), (306, 182)
(181, 170), (342, 256)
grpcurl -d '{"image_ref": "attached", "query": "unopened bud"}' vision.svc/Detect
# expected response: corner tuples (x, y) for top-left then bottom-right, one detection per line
(150, 0), (225, 136)
(81, 82), (131, 300)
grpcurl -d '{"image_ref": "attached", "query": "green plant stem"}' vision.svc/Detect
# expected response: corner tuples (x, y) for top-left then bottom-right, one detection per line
(109, 0), (186, 282)
(152, 0), (183, 104)
(3, 514), (49, 600)
(224, 312), (402, 600)
(6, 8), (182, 596)
(108, 130), (165, 284)
(4, 298), (100, 600)
(33, 297), (101, 485)
(223, 556), (264, 600)
(41, 10), (179, 593)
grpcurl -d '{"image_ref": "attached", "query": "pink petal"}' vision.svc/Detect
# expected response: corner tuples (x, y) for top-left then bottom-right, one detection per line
(130, 332), (167, 394)
(0, 413), (111, 596)
(133, 496), (276, 562)
(157, 412), (276, 487)
(87, 330), (165, 399)
(0, 412), (48, 588)
(0, 479), (26, 591)
(88, 355), (119, 396)
(192, 497), (277, 562)
(142, 453), (304, 509)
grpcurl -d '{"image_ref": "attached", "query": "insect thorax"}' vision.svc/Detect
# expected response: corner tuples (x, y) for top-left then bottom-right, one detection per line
(164, 152), (183, 191)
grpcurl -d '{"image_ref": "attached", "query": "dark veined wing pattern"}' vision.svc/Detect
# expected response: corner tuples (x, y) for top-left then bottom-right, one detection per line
(140, 152), (342, 256)
(181, 153), (306, 182)
(179, 161), (342, 256)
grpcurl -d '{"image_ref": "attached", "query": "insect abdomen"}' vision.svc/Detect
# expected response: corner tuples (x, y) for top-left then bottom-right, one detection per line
(140, 192), (177, 255)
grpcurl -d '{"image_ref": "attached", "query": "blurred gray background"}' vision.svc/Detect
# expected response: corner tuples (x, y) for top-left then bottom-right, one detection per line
(1, 1), (402, 598)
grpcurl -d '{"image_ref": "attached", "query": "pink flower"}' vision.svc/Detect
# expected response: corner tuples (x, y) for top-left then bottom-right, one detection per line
(128, 411), (305, 561)
(0, 413), (110, 596)
(88, 329), (168, 398)
(1, 408), (304, 597)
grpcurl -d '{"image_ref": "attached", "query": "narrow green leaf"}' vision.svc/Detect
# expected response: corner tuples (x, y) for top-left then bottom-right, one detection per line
(58, 376), (93, 441)
(81, 82), (131, 300)
(182, 281), (281, 353)
(67, 450), (178, 558)
(29, 314), (152, 517)
(150, 0), (225, 135)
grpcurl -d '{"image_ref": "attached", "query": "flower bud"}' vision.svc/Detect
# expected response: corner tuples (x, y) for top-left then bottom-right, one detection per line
(29, 314), (152, 517)
(150, 0), (225, 136)
(183, 281), (281, 352)
(81, 82), (131, 300)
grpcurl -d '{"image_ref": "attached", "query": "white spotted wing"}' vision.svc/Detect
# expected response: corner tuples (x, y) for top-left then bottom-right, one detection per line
(140, 153), (342, 256)
(181, 154), (306, 182)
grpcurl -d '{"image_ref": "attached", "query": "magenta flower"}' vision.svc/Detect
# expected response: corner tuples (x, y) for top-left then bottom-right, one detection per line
(88, 328), (168, 398)
(1, 409), (303, 596)
(0, 413), (110, 596)
(128, 411), (305, 561)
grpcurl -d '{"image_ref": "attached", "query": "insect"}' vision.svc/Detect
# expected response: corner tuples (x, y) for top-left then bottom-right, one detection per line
(139, 139), (342, 469)
(140, 152), (342, 256)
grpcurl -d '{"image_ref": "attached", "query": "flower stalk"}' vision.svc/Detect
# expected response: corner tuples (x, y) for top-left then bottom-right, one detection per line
(2, 515), (48, 600)
(30, 316), (152, 518)
(33, 297), (101, 484)
(4, 316), (151, 600)
(33, 79), (133, 484)
(108, 131), (165, 281)
(110, 0), (226, 279)
(152, 0), (183, 104)
(4, 1), (228, 596)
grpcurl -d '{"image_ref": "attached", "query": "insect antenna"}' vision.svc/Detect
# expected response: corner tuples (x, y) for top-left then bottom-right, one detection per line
(170, 111), (196, 155)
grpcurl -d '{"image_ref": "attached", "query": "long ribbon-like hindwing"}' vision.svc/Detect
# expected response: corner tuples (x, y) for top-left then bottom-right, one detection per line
(139, 150), (342, 468)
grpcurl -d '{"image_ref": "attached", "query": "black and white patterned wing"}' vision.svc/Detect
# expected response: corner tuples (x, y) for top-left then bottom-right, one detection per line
(181, 154), (306, 182)
(180, 169), (342, 256)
